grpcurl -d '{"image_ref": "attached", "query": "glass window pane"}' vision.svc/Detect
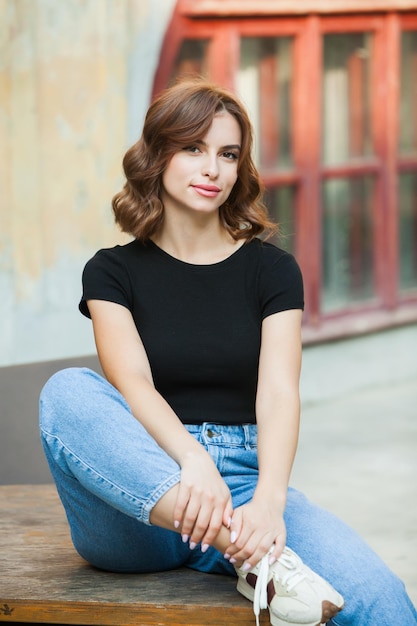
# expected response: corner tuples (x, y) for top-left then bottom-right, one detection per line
(323, 34), (373, 165)
(237, 37), (293, 169)
(172, 39), (209, 81)
(399, 173), (417, 292)
(264, 186), (296, 253)
(399, 31), (417, 154)
(322, 177), (375, 312)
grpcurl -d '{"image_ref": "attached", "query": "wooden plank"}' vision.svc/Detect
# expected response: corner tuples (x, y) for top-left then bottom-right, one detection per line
(0, 485), (268, 625)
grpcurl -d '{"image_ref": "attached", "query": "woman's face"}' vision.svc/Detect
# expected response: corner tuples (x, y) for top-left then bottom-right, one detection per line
(161, 111), (241, 219)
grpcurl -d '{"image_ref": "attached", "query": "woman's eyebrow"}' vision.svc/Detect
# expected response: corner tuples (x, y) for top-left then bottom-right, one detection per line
(222, 144), (241, 152)
(198, 140), (241, 152)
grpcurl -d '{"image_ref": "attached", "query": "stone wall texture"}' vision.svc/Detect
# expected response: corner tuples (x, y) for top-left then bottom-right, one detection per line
(0, 0), (176, 365)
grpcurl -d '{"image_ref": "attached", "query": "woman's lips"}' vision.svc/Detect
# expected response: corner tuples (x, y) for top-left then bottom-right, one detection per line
(192, 184), (221, 197)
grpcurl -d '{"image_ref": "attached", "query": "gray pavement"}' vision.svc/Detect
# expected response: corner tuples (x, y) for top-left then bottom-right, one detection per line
(292, 378), (417, 607)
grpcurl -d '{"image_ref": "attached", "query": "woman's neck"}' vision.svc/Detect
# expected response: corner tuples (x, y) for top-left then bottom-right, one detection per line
(151, 216), (243, 265)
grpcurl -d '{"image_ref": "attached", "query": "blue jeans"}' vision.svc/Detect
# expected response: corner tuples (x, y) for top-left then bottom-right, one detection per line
(39, 368), (417, 626)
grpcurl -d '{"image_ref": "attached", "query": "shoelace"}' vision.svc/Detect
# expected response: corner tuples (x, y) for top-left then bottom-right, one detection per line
(252, 548), (308, 626)
(253, 552), (270, 626)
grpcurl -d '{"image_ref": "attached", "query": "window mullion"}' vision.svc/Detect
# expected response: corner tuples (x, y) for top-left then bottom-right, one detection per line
(294, 16), (322, 326)
(374, 13), (400, 308)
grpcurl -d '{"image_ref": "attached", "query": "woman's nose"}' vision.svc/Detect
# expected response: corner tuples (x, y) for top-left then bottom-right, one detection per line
(201, 155), (219, 178)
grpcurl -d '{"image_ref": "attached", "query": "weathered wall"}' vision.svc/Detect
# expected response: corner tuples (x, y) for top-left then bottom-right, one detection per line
(0, 0), (176, 366)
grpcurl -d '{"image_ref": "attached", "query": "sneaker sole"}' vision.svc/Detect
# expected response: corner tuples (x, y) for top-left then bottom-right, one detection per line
(237, 577), (343, 626)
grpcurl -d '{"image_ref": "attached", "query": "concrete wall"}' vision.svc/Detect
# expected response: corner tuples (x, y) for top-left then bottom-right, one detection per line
(0, 0), (176, 366)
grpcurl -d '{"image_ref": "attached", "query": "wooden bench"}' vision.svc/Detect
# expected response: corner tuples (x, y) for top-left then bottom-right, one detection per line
(0, 485), (268, 625)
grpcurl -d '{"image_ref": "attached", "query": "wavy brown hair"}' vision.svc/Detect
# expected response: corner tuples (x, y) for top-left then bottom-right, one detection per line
(112, 79), (277, 242)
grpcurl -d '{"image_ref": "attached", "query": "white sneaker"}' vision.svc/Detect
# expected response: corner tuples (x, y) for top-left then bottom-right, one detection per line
(236, 546), (344, 626)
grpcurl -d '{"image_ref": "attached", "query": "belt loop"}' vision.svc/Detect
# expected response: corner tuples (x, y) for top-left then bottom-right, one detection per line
(243, 423), (257, 449)
(243, 424), (250, 450)
(202, 422), (209, 445)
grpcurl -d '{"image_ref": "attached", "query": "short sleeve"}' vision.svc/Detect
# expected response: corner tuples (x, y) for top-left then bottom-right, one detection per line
(79, 248), (132, 318)
(259, 247), (304, 319)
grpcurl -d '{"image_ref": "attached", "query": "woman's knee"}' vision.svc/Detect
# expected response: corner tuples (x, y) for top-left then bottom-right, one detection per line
(41, 367), (100, 400)
(39, 367), (102, 431)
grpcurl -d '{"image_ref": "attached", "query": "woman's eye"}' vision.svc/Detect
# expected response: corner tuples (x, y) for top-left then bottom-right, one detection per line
(223, 151), (239, 160)
(183, 145), (201, 154)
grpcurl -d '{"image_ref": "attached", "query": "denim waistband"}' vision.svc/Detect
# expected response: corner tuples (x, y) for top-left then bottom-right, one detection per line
(185, 422), (257, 448)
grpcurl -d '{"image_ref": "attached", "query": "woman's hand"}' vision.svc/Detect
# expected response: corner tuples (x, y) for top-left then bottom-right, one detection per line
(225, 497), (286, 569)
(174, 449), (233, 551)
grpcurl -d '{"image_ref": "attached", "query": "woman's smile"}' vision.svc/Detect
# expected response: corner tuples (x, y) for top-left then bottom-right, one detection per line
(191, 183), (222, 198)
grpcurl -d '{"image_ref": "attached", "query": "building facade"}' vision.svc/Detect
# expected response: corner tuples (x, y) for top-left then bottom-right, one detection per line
(155, 0), (417, 343)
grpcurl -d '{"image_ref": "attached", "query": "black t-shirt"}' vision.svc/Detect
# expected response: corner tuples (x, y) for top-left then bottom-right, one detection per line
(79, 238), (304, 425)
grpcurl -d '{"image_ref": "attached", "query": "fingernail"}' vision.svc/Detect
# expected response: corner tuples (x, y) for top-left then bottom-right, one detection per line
(242, 561), (252, 572)
(269, 555), (276, 565)
(224, 552), (230, 560)
(230, 531), (237, 543)
(181, 534), (189, 543)
(174, 520), (180, 529)
(189, 541), (197, 550)
(229, 557), (237, 564)
(201, 543), (210, 553)
(227, 516), (232, 529)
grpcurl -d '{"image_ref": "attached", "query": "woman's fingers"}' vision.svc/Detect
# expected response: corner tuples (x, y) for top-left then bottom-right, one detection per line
(173, 482), (191, 534)
(269, 532), (286, 564)
(174, 483), (232, 549)
(224, 504), (287, 569)
(192, 507), (223, 550)
(223, 502), (234, 530)
(199, 495), (233, 550)
(227, 530), (272, 568)
(229, 510), (242, 547)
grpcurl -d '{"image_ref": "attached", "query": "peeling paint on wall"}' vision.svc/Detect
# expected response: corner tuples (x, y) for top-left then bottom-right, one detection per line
(0, 0), (176, 365)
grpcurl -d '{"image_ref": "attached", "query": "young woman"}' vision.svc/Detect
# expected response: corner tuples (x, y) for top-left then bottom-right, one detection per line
(39, 80), (417, 626)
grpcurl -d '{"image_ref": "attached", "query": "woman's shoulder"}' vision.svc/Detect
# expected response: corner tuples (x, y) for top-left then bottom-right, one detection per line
(250, 240), (304, 313)
(250, 238), (303, 291)
(85, 239), (151, 267)
(79, 240), (152, 316)
(81, 241), (156, 290)
(92, 239), (145, 258)
(248, 237), (299, 269)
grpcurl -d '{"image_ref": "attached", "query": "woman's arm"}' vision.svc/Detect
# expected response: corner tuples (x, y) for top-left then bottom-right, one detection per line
(87, 299), (233, 545)
(88, 299), (196, 462)
(255, 308), (302, 513)
(226, 308), (303, 568)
